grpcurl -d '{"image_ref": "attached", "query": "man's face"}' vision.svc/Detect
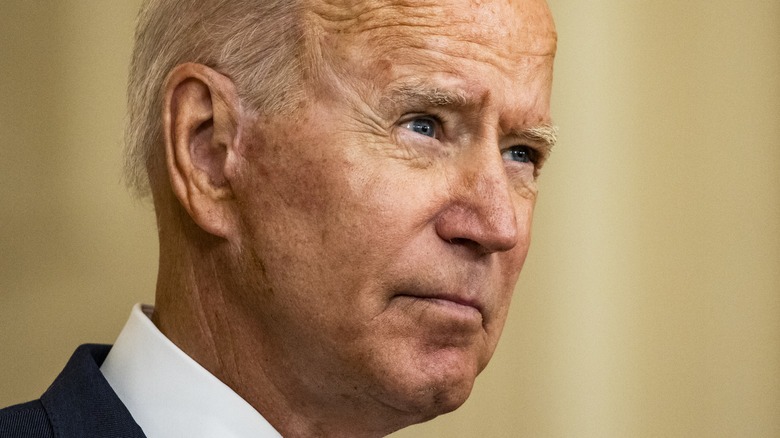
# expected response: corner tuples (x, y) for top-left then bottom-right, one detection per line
(227, 0), (555, 426)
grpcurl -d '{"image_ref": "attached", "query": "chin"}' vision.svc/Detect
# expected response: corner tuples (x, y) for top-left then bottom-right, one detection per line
(387, 375), (475, 432)
(382, 347), (482, 424)
(423, 380), (474, 418)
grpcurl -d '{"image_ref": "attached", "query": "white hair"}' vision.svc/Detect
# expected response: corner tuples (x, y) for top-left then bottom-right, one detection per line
(124, 0), (306, 198)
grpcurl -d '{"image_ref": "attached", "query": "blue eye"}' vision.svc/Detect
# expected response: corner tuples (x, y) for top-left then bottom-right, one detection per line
(502, 146), (535, 164)
(403, 117), (437, 138)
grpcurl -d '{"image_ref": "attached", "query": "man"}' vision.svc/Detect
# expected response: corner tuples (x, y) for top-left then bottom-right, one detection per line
(0, 0), (557, 436)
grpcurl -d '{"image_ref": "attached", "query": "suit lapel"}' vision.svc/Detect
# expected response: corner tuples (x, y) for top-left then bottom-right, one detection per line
(40, 344), (146, 438)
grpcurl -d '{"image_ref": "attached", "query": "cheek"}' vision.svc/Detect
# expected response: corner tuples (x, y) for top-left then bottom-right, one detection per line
(517, 195), (536, 241)
(496, 197), (536, 301)
(233, 121), (414, 299)
(236, 120), (344, 226)
(230, 126), (348, 307)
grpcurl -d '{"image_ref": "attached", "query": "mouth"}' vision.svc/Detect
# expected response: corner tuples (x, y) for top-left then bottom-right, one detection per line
(393, 292), (484, 326)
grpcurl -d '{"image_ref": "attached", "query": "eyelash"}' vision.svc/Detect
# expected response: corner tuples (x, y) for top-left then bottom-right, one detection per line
(399, 114), (538, 166)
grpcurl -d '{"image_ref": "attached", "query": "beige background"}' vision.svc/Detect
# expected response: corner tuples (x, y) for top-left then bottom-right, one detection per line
(1, 1), (778, 437)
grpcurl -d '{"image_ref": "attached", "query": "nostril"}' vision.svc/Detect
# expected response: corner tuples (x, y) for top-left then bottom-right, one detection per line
(445, 237), (491, 255)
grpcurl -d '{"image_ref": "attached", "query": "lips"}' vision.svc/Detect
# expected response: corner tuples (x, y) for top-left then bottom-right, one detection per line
(393, 291), (485, 324)
(414, 294), (481, 313)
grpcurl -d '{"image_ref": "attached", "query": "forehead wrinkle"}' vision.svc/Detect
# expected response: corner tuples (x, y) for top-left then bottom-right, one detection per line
(306, 0), (556, 56)
(304, 0), (557, 94)
(306, 0), (443, 33)
(352, 21), (556, 85)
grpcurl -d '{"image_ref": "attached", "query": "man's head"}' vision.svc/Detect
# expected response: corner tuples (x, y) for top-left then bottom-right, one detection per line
(127, 0), (556, 436)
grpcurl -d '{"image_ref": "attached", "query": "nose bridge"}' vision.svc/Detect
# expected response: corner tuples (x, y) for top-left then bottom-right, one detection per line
(471, 154), (518, 237)
(442, 144), (520, 253)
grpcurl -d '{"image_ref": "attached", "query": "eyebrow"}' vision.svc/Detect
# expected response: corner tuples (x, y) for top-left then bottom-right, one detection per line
(384, 83), (558, 153)
(383, 83), (470, 110)
(511, 124), (559, 156)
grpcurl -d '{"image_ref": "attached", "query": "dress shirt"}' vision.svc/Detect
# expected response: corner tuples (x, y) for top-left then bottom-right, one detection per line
(100, 303), (282, 438)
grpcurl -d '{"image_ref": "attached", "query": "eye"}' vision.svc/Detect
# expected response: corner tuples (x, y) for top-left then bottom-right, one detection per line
(402, 117), (438, 138)
(502, 145), (536, 164)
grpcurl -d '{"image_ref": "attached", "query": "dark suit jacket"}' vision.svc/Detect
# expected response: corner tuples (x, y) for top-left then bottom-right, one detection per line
(0, 344), (146, 437)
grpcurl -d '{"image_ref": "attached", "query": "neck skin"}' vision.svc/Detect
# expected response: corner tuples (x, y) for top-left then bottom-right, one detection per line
(150, 191), (412, 438)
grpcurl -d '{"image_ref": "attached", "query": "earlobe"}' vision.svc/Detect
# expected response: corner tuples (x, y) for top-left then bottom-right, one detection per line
(163, 62), (242, 239)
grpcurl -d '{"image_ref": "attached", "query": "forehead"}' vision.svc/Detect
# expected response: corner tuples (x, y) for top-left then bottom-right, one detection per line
(303, 0), (556, 117)
(305, 0), (557, 58)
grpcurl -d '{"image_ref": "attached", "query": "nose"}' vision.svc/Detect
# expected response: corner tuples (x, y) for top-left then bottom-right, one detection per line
(435, 150), (520, 255)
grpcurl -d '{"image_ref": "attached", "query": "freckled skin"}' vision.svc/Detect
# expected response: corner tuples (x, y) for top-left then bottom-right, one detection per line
(214, 0), (556, 436)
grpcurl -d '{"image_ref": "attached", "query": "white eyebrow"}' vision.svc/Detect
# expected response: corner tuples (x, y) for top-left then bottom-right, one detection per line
(384, 84), (470, 109)
(516, 124), (558, 155)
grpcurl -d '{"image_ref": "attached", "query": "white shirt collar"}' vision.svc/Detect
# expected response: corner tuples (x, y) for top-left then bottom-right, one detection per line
(100, 303), (283, 438)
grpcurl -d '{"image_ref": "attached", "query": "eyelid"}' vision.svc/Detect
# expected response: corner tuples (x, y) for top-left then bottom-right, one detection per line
(399, 113), (443, 125)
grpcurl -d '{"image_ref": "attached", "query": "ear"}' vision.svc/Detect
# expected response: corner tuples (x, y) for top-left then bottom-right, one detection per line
(163, 62), (241, 239)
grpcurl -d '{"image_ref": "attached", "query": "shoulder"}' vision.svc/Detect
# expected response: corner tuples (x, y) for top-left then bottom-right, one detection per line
(0, 344), (146, 438)
(0, 399), (54, 437)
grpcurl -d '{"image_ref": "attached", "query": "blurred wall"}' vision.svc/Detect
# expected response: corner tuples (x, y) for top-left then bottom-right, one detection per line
(1, 1), (778, 437)
(0, 0), (155, 404)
